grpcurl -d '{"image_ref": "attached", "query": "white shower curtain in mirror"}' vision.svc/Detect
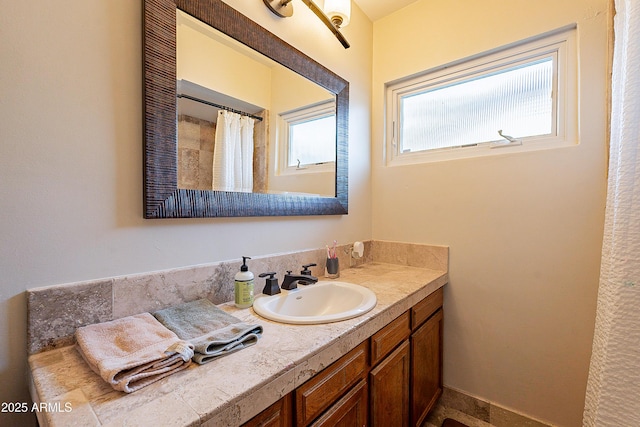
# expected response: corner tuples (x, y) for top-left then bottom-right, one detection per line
(212, 110), (255, 192)
(583, 0), (640, 425)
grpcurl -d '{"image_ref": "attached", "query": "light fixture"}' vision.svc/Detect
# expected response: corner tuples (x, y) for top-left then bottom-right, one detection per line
(323, 0), (350, 28)
(263, 0), (351, 49)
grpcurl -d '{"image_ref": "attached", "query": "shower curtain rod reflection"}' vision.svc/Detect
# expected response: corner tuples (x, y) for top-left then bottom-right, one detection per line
(177, 94), (264, 121)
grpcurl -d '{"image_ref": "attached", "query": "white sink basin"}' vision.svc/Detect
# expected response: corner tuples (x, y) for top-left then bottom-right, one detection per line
(253, 281), (377, 324)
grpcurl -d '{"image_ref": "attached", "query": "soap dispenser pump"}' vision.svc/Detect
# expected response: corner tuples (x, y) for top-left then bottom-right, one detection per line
(235, 256), (255, 308)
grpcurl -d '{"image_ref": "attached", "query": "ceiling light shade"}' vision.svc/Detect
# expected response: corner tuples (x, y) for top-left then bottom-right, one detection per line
(264, 0), (351, 48)
(323, 0), (350, 28)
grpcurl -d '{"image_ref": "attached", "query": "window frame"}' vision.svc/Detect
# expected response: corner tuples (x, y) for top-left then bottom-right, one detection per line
(277, 99), (336, 176)
(385, 24), (577, 165)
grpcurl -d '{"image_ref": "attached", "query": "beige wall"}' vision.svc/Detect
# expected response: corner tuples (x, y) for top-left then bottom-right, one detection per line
(0, 1), (372, 425)
(177, 13), (273, 110)
(372, 1), (609, 426)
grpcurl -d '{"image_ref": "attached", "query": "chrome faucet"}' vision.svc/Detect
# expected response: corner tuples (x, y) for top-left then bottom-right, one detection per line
(281, 263), (318, 290)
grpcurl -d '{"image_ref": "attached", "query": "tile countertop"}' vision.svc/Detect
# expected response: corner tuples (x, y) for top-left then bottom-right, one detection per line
(28, 262), (448, 427)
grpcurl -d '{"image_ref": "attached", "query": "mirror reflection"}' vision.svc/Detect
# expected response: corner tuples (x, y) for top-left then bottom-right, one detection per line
(176, 10), (337, 197)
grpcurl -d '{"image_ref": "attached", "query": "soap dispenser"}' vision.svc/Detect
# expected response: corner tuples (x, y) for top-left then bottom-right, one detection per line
(235, 256), (255, 308)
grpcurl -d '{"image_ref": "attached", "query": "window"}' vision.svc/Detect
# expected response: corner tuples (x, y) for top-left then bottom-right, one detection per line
(386, 25), (577, 165)
(277, 100), (336, 175)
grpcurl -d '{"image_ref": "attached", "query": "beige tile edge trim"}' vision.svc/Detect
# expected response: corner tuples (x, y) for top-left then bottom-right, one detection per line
(434, 386), (554, 427)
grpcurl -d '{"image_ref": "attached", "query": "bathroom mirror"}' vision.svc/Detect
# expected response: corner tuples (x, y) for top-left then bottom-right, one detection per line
(143, 0), (349, 218)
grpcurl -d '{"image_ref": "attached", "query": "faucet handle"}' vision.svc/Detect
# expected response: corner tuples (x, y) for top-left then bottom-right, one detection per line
(301, 263), (317, 275)
(259, 272), (277, 278)
(259, 272), (280, 296)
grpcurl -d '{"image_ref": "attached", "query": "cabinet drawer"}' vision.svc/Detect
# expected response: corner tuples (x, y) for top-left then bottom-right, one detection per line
(411, 287), (443, 330)
(370, 310), (411, 366)
(296, 341), (369, 426)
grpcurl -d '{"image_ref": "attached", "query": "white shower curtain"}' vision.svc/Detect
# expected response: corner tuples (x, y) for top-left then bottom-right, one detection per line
(583, 0), (640, 425)
(212, 110), (255, 192)
(239, 115), (254, 192)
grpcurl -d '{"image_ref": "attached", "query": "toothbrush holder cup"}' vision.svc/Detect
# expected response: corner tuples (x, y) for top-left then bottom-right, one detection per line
(325, 258), (339, 279)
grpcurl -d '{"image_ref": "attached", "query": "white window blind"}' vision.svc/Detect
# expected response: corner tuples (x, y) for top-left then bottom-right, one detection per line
(277, 99), (336, 175)
(289, 115), (336, 166)
(400, 58), (554, 152)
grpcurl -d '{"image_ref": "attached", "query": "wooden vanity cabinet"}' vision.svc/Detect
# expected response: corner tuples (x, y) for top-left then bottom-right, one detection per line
(243, 287), (444, 427)
(369, 287), (444, 427)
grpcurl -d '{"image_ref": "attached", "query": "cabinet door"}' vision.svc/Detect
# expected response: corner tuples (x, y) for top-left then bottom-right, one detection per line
(369, 340), (410, 427)
(411, 308), (443, 427)
(310, 380), (368, 427)
(242, 393), (292, 427)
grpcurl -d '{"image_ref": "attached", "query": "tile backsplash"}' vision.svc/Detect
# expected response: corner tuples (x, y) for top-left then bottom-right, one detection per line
(27, 240), (448, 354)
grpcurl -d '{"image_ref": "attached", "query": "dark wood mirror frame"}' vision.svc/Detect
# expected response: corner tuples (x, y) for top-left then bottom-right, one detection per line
(143, 0), (349, 218)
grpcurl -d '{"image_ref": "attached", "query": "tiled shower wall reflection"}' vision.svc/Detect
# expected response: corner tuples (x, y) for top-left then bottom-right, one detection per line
(177, 112), (268, 192)
(178, 115), (215, 190)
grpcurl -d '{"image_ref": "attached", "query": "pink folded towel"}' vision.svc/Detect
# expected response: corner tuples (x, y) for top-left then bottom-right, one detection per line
(75, 313), (194, 393)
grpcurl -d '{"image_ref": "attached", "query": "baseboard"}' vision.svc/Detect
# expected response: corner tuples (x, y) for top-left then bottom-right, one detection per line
(434, 386), (553, 427)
